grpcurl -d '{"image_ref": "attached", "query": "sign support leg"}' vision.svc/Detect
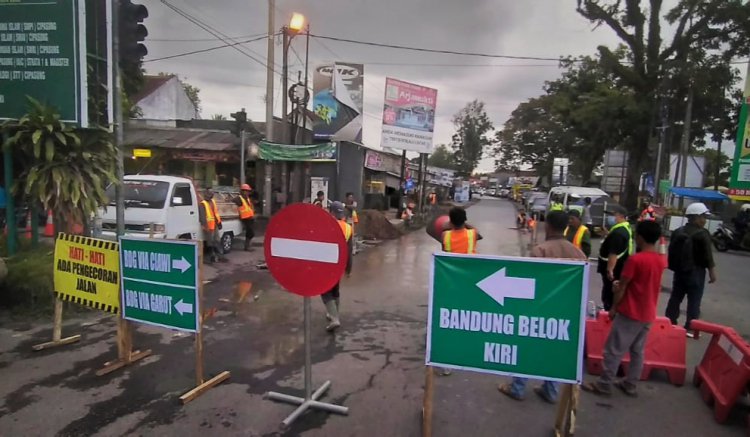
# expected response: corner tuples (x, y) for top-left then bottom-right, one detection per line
(97, 317), (152, 376)
(422, 366), (434, 437)
(32, 296), (81, 351)
(553, 384), (578, 437)
(180, 243), (231, 404)
(266, 296), (349, 427)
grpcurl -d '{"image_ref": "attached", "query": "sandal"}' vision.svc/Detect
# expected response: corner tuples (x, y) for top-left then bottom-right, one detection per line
(497, 383), (523, 401)
(615, 381), (638, 397)
(533, 387), (556, 404)
(581, 381), (612, 397)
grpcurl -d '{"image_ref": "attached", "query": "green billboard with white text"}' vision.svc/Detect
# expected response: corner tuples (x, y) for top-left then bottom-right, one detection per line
(427, 253), (589, 384)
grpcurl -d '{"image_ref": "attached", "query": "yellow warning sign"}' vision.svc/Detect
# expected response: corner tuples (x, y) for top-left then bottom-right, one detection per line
(54, 234), (120, 314)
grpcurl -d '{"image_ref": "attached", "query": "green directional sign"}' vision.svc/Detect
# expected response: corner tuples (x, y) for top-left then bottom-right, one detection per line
(0, 0), (88, 126)
(427, 253), (589, 383)
(120, 238), (199, 332)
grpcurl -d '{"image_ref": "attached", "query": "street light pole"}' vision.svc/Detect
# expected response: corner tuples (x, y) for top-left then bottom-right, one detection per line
(264, 0), (274, 216)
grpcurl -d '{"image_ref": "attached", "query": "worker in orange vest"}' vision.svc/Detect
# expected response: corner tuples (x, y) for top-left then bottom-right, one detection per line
(564, 209), (592, 258)
(199, 189), (225, 263)
(321, 201), (353, 332)
(235, 184), (256, 251)
(439, 206), (482, 376)
(442, 207), (483, 254)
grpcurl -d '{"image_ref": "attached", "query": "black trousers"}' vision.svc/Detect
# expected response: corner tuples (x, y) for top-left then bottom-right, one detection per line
(242, 218), (254, 246)
(600, 272), (614, 311)
(665, 269), (706, 329)
(321, 282), (340, 304)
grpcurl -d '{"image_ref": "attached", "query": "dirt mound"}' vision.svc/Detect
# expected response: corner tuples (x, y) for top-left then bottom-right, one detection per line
(357, 210), (401, 240)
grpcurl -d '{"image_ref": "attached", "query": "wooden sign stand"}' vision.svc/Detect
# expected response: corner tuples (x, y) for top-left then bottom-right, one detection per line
(421, 368), (580, 437)
(96, 317), (152, 376)
(180, 244), (230, 404)
(31, 297), (81, 351)
(553, 383), (579, 437)
(421, 366), (434, 437)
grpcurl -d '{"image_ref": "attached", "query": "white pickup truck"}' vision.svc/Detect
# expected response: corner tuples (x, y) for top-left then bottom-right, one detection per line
(99, 175), (243, 253)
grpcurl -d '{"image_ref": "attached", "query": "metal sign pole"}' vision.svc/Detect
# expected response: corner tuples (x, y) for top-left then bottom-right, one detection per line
(266, 296), (349, 427)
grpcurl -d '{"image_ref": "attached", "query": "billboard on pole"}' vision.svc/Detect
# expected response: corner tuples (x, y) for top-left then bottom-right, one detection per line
(0, 0), (88, 127)
(312, 63), (363, 142)
(381, 78), (437, 154)
(728, 61), (750, 201)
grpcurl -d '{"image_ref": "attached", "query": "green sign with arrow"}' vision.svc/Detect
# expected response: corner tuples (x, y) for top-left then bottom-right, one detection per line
(120, 238), (200, 332)
(427, 253), (589, 383)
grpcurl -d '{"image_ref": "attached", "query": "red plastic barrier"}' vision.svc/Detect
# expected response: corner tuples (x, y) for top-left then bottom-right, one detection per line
(690, 320), (750, 424)
(585, 311), (687, 385)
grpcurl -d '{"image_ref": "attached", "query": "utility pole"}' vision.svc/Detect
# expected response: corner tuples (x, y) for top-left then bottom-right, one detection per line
(654, 101), (668, 201)
(112, 0), (125, 237)
(264, 0), (274, 216)
(678, 86), (694, 189)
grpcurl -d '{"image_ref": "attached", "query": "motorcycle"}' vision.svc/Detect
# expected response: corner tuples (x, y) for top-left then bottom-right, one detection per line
(712, 223), (749, 252)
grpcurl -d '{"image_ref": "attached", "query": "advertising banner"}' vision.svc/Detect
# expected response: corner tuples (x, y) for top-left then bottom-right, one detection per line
(54, 234), (120, 314)
(259, 141), (337, 162)
(312, 63), (364, 142)
(728, 61), (750, 201)
(0, 0), (88, 126)
(381, 78), (438, 154)
(427, 253), (589, 383)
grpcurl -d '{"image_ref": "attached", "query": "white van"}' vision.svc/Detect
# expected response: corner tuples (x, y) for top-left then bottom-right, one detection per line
(546, 186), (609, 208)
(99, 175), (243, 253)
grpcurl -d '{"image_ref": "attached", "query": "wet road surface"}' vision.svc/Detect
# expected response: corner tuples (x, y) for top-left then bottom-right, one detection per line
(0, 198), (748, 436)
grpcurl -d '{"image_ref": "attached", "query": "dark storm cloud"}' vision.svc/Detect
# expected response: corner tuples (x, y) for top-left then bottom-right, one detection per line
(140, 0), (623, 169)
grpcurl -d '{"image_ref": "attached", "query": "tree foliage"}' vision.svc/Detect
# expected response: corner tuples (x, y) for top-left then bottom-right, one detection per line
(2, 98), (118, 231)
(427, 145), (457, 170)
(451, 100), (494, 175)
(574, 0), (750, 207)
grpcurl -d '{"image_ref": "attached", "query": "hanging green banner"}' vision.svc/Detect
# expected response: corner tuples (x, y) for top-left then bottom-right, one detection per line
(259, 141), (337, 162)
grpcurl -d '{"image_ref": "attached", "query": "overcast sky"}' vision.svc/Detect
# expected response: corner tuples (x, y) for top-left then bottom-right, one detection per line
(140, 0), (746, 172)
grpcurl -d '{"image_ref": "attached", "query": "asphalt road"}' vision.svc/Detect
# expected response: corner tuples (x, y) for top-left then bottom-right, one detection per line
(0, 198), (748, 436)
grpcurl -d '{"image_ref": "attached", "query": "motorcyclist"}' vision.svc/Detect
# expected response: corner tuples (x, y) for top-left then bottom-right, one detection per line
(733, 204), (750, 249)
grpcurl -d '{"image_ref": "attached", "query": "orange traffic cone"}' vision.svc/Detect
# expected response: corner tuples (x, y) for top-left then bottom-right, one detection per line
(43, 210), (54, 237)
(24, 211), (32, 239)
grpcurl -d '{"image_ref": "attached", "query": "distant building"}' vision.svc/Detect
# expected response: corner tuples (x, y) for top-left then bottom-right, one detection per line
(132, 75), (199, 121)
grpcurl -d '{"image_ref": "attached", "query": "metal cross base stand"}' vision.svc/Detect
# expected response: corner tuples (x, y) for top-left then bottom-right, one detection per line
(265, 297), (349, 427)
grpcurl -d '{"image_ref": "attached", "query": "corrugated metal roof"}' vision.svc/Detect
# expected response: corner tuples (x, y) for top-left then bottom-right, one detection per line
(123, 127), (239, 151)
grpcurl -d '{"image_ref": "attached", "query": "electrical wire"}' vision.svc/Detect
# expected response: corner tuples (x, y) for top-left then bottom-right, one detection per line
(144, 35), (269, 63)
(159, 0), (281, 76)
(149, 33), (266, 42)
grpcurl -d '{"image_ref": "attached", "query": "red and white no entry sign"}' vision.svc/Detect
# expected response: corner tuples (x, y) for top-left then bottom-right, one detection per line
(263, 203), (348, 297)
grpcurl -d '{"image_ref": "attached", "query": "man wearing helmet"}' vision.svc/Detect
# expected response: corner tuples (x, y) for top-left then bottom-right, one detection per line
(733, 204), (750, 249)
(235, 183), (256, 251)
(665, 202), (717, 335)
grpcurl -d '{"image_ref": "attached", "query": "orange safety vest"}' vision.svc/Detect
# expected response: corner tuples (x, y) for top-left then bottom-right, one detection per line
(564, 225), (588, 249)
(238, 195), (254, 219)
(429, 193), (437, 205)
(338, 219), (352, 241)
(201, 199), (220, 231)
(442, 229), (477, 254)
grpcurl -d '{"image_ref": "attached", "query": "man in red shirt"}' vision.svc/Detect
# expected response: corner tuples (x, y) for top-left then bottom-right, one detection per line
(584, 220), (666, 397)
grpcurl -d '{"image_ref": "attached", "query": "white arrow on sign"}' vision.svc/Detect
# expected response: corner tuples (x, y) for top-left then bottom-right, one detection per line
(174, 299), (193, 316)
(476, 268), (536, 306)
(172, 256), (192, 273)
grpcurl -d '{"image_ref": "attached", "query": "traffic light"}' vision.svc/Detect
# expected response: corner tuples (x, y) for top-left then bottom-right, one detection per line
(119, 0), (148, 64)
(230, 109), (248, 137)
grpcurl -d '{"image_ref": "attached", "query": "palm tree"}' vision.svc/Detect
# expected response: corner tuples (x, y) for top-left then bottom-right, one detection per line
(211, 114), (227, 120)
(2, 98), (118, 234)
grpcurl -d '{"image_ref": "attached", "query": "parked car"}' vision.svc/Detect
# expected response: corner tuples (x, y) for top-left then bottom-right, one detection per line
(99, 175), (243, 253)
(524, 192), (547, 209)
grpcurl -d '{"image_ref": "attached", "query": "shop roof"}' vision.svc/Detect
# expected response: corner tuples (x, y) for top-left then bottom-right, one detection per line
(123, 126), (239, 151)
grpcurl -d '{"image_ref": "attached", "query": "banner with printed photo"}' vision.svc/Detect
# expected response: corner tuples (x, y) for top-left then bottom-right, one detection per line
(312, 63), (364, 142)
(381, 78), (438, 154)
